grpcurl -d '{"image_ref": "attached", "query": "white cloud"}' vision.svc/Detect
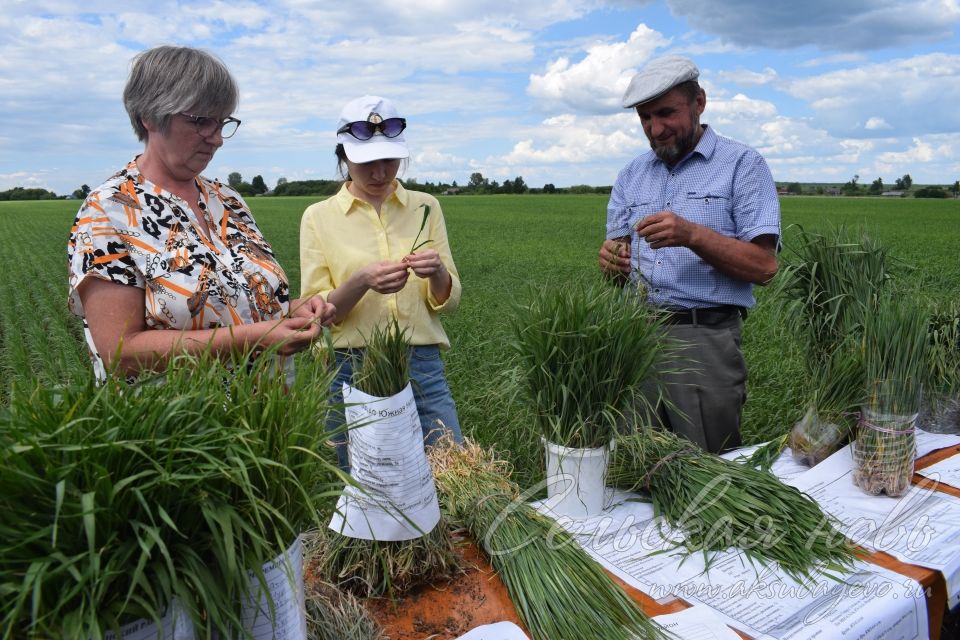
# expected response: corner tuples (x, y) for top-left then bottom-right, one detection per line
(717, 67), (777, 86)
(877, 138), (942, 164)
(864, 117), (892, 130)
(183, 2), (275, 28)
(527, 24), (672, 114)
(797, 53), (868, 69)
(784, 53), (960, 137)
(0, 171), (56, 192)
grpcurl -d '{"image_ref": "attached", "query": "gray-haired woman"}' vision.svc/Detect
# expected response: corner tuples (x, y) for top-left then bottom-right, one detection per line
(68, 45), (335, 380)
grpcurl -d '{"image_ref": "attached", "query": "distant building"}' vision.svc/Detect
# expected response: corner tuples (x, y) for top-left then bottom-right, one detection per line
(881, 191), (905, 197)
(442, 188), (461, 195)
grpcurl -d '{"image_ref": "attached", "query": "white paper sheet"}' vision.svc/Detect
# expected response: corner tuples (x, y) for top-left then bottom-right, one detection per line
(917, 452), (960, 490)
(653, 604), (753, 640)
(240, 537), (307, 640)
(102, 604), (193, 640)
(454, 621), (530, 640)
(788, 444), (960, 608)
(915, 429), (960, 458)
(104, 538), (306, 640)
(328, 382), (441, 540)
(722, 443), (812, 483)
(541, 491), (927, 639)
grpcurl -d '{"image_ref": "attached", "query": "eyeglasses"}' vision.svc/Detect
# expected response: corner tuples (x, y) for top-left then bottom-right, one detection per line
(179, 112), (242, 138)
(337, 117), (406, 141)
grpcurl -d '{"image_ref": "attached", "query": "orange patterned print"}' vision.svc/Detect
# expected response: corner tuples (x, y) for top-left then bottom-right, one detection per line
(68, 158), (291, 379)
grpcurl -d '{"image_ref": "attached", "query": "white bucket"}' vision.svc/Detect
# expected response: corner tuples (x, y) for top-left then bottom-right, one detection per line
(543, 439), (612, 519)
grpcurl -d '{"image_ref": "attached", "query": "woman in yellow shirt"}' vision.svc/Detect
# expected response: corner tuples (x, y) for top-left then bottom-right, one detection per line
(300, 96), (463, 470)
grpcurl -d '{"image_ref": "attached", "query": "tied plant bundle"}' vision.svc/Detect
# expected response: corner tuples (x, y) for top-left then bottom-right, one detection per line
(314, 317), (462, 598)
(0, 351), (341, 640)
(428, 437), (667, 640)
(508, 276), (670, 450)
(854, 294), (930, 497)
(610, 429), (859, 583)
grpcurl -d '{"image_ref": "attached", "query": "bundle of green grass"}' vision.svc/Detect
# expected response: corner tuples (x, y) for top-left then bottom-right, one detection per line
(429, 437), (668, 640)
(0, 352), (341, 639)
(610, 428), (860, 583)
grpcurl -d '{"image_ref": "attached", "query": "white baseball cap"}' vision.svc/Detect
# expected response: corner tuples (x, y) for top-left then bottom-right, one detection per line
(336, 95), (410, 163)
(621, 56), (700, 108)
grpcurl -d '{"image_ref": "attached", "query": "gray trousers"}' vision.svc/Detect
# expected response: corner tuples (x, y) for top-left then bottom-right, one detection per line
(648, 315), (746, 453)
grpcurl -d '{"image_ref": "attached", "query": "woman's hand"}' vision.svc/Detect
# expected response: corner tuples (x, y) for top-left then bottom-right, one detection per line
(257, 316), (324, 355)
(289, 295), (337, 326)
(402, 248), (443, 277)
(361, 260), (410, 294)
(404, 249), (452, 303)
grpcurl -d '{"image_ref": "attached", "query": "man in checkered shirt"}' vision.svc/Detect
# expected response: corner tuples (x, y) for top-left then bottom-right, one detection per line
(599, 55), (781, 453)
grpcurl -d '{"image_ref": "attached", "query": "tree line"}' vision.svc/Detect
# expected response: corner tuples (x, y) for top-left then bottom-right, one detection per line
(5, 172), (958, 202)
(227, 171), (613, 197)
(780, 174), (960, 198)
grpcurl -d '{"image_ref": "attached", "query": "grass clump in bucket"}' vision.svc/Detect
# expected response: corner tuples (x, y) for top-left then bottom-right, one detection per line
(429, 436), (668, 640)
(507, 276), (671, 449)
(610, 428), (859, 583)
(0, 350), (341, 639)
(314, 317), (463, 598)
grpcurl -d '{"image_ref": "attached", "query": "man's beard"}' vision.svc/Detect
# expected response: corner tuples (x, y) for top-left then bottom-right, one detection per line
(650, 126), (697, 165)
(649, 114), (700, 165)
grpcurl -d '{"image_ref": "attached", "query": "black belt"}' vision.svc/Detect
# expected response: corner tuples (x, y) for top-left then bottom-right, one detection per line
(662, 305), (745, 326)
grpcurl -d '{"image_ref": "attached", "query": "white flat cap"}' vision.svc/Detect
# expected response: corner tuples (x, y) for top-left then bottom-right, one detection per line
(621, 56), (699, 108)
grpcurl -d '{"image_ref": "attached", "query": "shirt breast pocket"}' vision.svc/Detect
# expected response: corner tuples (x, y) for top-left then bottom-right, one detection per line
(683, 192), (733, 235)
(625, 202), (660, 229)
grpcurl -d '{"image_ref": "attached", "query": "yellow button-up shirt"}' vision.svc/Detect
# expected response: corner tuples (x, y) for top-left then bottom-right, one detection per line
(300, 182), (461, 348)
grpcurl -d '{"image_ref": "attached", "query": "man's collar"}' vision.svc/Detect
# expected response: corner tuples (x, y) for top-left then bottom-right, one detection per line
(651, 124), (714, 169)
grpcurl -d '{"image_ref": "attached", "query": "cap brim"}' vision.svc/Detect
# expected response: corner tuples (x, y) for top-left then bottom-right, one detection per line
(340, 136), (409, 163)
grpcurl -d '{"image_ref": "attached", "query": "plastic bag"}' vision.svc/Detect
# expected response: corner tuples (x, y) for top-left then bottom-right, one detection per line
(789, 406), (847, 467)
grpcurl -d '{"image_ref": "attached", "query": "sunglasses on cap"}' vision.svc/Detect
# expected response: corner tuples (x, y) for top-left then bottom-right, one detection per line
(337, 117), (407, 141)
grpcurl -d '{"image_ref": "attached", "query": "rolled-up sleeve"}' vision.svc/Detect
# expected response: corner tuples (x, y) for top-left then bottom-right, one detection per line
(425, 201), (461, 312)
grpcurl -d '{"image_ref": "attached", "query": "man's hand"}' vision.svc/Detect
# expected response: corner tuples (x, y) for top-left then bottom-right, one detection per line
(635, 211), (696, 249)
(599, 237), (631, 276)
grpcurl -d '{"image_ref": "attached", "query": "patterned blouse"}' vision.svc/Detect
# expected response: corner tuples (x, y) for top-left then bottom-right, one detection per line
(68, 158), (291, 380)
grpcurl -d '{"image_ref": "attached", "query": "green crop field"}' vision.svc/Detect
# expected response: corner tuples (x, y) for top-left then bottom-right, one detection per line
(1, 194), (957, 486)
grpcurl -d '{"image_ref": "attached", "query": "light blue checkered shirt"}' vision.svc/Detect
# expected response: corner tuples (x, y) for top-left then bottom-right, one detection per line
(606, 125), (781, 309)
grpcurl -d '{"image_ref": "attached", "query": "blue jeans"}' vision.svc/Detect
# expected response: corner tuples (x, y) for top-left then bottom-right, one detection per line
(326, 345), (463, 471)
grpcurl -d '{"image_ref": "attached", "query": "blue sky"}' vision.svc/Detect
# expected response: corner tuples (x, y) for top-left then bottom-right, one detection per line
(1, 0), (959, 196)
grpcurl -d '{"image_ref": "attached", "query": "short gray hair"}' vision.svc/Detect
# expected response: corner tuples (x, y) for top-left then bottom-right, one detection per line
(123, 45), (239, 142)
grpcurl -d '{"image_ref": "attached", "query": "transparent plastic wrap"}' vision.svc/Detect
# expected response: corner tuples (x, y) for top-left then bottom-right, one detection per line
(789, 406), (847, 467)
(852, 405), (917, 498)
